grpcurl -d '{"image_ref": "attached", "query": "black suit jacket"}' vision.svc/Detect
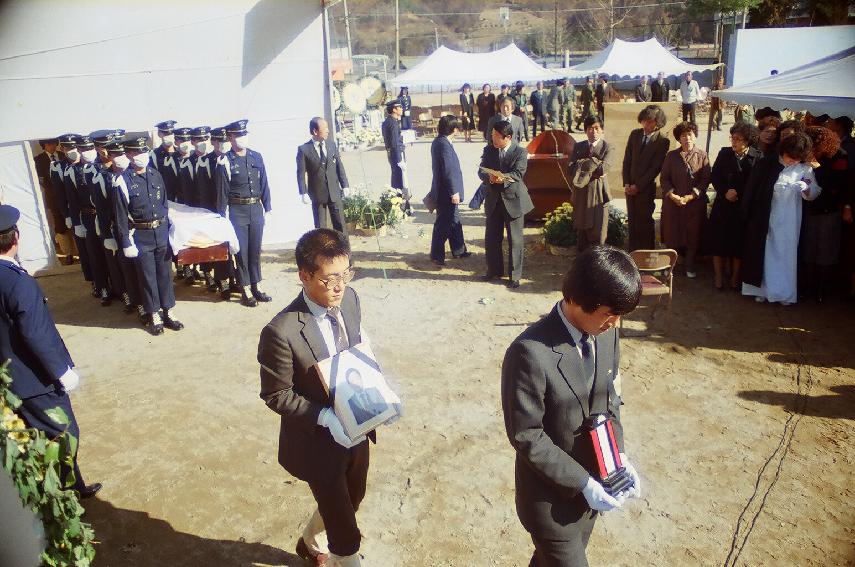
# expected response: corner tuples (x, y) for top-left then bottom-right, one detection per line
(478, 142), (533, 219)
(635, 83), (652, 102)
(382, 116), (404, 165)
(258, 287), (366, 484)
(502, 305), (623, 540)
(651, 79), (670, 102)
(296, 139), (349, 204)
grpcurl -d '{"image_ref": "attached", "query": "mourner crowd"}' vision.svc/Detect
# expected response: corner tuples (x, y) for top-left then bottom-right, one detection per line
(35, 120), (273, 336)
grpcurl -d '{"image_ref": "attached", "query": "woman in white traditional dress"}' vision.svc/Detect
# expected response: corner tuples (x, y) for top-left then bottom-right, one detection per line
(741, 132), (821, 304)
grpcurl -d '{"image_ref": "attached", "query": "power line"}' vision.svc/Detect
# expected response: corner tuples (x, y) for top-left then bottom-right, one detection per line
(338, 2), (689, 18)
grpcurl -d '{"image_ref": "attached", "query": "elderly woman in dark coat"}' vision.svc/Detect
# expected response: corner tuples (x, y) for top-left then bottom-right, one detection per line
(568, 115), (614, 251)
(476, 84), (496, 140)
(660, 121), (711, 278)
(708, 122), (762, 289)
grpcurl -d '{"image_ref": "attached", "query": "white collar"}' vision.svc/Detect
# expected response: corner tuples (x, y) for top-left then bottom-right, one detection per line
(0, 255), (19, 266)
(303, 290), (331, 319)
(556, 300), (586, 346)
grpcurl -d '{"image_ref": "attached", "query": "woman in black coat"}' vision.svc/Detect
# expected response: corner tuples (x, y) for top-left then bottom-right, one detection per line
(708, 122), (761, 290)
(398, 87), (413, 130)
(459, 83), (475, 142)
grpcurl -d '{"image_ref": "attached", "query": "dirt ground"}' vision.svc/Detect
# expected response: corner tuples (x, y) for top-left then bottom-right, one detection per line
(39, 114), (855, 566)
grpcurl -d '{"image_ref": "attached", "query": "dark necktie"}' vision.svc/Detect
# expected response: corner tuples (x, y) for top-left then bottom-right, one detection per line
(642, 134), (649, 148)
(580, 332), (595, 394)
(327, 307), (348, 354)
(319, 142), (326, 164)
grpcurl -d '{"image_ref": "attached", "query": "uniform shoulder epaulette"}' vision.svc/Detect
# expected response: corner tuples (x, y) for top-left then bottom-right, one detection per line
(0, 260), (26, 276)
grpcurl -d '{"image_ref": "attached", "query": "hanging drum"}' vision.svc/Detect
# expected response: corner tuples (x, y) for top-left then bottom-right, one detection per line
(342, 82), (367, 113)
(358, 76), (386, 107)
(332, 85), (342, 111)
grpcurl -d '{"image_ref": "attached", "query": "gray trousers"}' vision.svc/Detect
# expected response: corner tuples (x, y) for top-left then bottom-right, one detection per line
(312, 198), (348, 237)
(528, 510), (597, 567)
(485, 198), (525, 281)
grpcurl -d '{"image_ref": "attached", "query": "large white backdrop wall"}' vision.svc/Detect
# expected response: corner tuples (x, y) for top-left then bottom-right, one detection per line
(0, 0), (328, 250)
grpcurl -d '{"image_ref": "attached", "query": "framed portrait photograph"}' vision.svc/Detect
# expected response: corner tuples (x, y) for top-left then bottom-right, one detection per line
(315, 342), (401, 440)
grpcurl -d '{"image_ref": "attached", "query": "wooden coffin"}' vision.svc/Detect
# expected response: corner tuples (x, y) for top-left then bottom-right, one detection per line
(176, 243), (229, 266)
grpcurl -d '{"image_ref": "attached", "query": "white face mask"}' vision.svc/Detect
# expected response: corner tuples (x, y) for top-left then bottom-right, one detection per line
(81, 149), (97, 163)
(113, 154), (130, 171)
(65, 149), (80, 162)
(131, 152), (150, 169)
(234, 135), (249, 150)
(161, 135), (175, 147)
(217, 141), (231, 154)
(178, 141), (192, 154)
(195, 140), (210, 154)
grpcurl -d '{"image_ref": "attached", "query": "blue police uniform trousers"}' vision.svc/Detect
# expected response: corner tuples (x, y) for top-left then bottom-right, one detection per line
(118, 250), (140, 306)
(229, 202), (264, 286)
(80, 211), (108, 292)
(72, 231), (93, 282)
(132, 224), (175, 314)
(17, 388), (87, 490)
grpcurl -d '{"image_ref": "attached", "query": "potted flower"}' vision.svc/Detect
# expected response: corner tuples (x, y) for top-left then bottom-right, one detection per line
(542, 202), (577, 256)
(356, 201), (388, 236)
(343, 191), (372, 233)
(379, 187), (405, 229)
(606, 208), (629, 248)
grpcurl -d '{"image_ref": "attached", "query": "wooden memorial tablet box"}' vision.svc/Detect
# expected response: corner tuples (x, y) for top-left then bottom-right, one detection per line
(580, 414), (634, 497)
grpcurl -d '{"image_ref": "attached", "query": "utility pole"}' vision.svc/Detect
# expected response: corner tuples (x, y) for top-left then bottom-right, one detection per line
(343, 0), (353, 58)
(554, 0), (558, 65)
(434, 26), (440, 50)
(609, 0), (615, 43)
(395, 0), (400, 72)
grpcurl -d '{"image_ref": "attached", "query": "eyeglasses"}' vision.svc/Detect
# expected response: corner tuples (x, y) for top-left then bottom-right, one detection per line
(316, 267), (356, 289)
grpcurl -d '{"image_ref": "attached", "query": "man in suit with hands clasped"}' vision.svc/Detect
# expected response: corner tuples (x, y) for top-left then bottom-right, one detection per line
(297, 117), (350, 238)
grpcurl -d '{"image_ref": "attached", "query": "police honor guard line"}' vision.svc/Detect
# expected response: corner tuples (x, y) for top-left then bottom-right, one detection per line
(112, 136), (183, 336)
(214, 119), (273, 308)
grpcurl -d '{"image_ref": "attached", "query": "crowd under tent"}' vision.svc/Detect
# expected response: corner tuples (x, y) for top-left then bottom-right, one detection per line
(559, 38), (722, 79)
(712, 46), (855, 120)
(388, 44), (561, 89)
(0, 0), (335, 273)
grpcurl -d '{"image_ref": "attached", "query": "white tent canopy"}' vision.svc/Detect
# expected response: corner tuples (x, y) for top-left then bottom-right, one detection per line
(560, 38), (721, 78)
(712, 46), (855, 120)
(389, 43), (561, 88)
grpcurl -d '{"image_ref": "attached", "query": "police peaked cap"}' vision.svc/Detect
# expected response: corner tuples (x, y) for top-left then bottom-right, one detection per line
(386, 100), (401, 111)
(0, 205), (20, 233)
(123, 137), (149, 151)
(74, 135), (95, 149)
(58, 134), (78, 147)
(225, 119), (249, 135)
(155, 120), (177, 133)
(191, 126), (211, 139)
(105, 140), (124, 154)
(173, 127), (193, 141)
(90, 130), (115, 146)
(210, 127), (228, 142)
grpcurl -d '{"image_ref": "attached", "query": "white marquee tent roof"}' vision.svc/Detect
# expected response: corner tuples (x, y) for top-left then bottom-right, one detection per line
(712, 46), (855, 119)
(560, 38), (721, 78)
(389, 43), (561, 88)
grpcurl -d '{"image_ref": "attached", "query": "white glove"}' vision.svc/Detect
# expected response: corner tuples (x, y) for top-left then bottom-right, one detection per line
(620, 453), (642, 499)
(103, 238), (118, 252)
(301, 194), (311, 205)
(397, 160), (407, 171)
(65, 217), (73, 229)
(581, 476), (621, 512)
(123, 244), (139, 258)
(73, 224), (87, 238)
(58, 367), (80, 392)
(317, 407), (365, 448)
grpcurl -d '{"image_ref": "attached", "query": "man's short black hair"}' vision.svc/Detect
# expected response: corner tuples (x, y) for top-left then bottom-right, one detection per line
(637, 105), (666, 129)
(492, 120), (514, 138)
(833, 115), (854, 134)
(778, 131), (812, 162)
(583, 115), (603, 131)
(562, 246), (641, 315)
(295, 228), (351, 273)
(0, 227), (18, 255)
(309, 117), (324, 134)
(437, 114), (460, 137)
(730, 122), (759, 146)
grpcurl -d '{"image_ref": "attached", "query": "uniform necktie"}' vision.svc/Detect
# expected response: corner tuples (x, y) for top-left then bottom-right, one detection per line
(327, 307), (349, 354)
(580, 332), (595, 394)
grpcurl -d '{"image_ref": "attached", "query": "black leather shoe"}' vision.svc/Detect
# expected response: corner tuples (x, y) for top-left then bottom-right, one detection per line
(100, 289), (112, 306)
(431, 258), (446, 266)
(251, 288), (272, 302)
(148, 313), (165, 335)
(241, 294), (258, 308)
(507, 279), (521, 289)
(163, 316), (184, 331)
(452, 251), (472, 259)
(76, 482), (103, 499)
(481, 274), (500, 282)
(204, 274), (217, 292)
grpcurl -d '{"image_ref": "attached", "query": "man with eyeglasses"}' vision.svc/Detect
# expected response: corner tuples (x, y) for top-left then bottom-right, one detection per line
(258, 228), (371, 567)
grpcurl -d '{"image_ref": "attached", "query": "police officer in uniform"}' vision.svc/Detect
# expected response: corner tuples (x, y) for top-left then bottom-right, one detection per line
(57, 134), (93, 288)
(382, 101), (412, 215)
(190, 126), (220, 290)
(113, 137), (184, 335)
(151, 120), (181, 202)
(209, 127), (237, 295)
(0, 205), (102, 498)
(214, 119), (272, 307)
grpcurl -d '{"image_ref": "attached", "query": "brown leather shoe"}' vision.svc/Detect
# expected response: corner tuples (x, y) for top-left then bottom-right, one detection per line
(295, 537), (328, 566)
